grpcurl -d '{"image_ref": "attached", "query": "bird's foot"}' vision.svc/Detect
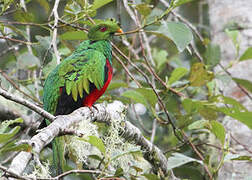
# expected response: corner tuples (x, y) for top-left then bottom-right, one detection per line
(88, 105), (99, 122)
(92, 105), (99, 112)
(88, 106), (95, 116)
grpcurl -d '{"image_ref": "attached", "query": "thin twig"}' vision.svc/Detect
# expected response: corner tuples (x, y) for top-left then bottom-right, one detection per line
(0, 36), (35, 45)
(20, 0), (32, 53)
(182, 131), (213, 180)
(58, 19), (88, 31)
(230, 133), (252, 154)
(0, 87), (54, 120)
(0, 20), (48, 27)
(141, 63), (186, 97)
(112, 43), (169, 125)
(112, 51), (142, 87)
(37, 169), (104, 180)
(132, 104), (151, 135)
(0, 43), (21, 57)
(0, 164), (31, 180)
(195, 142), (236, 154)
(150, 119), (157, 144)
(49, 0), (61, 64)
(112, 43), (186, 144)
(188, 43), (204, 63)
(160, 0), (204, 42)
(0, 70), (42, 105)
(218, 63), (252, 100)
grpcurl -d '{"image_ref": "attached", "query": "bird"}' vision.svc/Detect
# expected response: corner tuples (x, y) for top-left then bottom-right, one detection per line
(42, 19), (123, 175)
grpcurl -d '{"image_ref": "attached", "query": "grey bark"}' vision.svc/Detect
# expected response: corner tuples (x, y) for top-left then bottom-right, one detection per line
(207, 0), (252, 179)
(6, 101), (168, 177)
(0, 104), (19, 121)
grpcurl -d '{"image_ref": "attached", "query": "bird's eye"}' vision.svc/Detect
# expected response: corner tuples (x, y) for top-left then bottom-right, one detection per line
(100, 27), (107, 32)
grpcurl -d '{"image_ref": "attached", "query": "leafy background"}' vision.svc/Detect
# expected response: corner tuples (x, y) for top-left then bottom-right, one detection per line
(0, 0), (252, 179)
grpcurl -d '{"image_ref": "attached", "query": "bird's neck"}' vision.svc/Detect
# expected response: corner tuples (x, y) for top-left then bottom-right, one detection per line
(90, 40), (112, 64)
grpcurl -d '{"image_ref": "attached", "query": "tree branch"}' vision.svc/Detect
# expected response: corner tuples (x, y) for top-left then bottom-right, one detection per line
(0, 88), (168, 176)
(49, 0), (61, 64)
(6, 101), (168, 176)
(0, 87), (54, 120)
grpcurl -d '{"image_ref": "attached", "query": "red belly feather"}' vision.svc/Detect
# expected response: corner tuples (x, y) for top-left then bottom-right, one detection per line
(83, 59), (113, 107)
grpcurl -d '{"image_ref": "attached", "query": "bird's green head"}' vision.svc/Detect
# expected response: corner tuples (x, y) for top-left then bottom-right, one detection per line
(87, 19), (123, 41)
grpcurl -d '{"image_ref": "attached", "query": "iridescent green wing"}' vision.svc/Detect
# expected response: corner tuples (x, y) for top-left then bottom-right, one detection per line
(43, 40), (92, 114)
(43, 66), (62, 114)
(58, 49), (106, 101)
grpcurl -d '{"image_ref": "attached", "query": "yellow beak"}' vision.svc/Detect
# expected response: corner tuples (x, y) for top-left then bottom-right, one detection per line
(117, 28), (123, 33)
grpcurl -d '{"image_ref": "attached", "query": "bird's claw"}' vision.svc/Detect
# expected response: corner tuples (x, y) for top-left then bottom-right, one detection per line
(92, 105), (99, 112)
(88, 105), (99, 122)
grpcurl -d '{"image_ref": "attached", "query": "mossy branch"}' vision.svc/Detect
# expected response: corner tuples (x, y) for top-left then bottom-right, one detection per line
(0, 88), (168, 177)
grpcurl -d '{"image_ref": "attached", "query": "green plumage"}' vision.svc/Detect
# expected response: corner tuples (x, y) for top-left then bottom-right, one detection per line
(42, 19), (121, 175)
(43, 40), (112, 114)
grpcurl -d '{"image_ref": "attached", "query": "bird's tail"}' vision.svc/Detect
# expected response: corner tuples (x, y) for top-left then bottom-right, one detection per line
(46, 119), (66, 176)
(52, 136), (66, 175)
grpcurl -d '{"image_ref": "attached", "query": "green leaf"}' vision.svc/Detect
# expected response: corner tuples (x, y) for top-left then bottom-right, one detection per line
(64, 1), (82, 15)
(239, 47), (252, 61)
(142, 174), (159, 180)
(0, 118), (23, 133)
(87, 136), (106, 155)
(204, 43), (221, 67)
(231, 156), (252, 161)
(188, 120), (209, 130)
(167, 153), (203, 170)
(114, 167), (124, 177)
(164, 92), (181, 115)
(0, 0), (14, 14)
(225, 29), (239, 54)
(111, 148), (141, 161)
(0, 126), (21, 143)
(217, 108), (252, 129)
(210, 95), (247, 112)
(91, 0), (113, 10)
(151, 21), (193, 52)
(200, 107), (218, 120)
(153, 48), (169, 70)
(107, 82), (128, 91)
(131, 166), (143, 173)
(1, 143), (32, 153)
(13, 10), (35, 22)
(182, 98), (200, 114)
(225, 29), (239, 44)
(209, 121), (226, 145)
(88, 155), (103, 162)
(232, 78), (252, 94)
(36, 0), (50, 13)
(135, 3), (152, 17)
(172, 0), (195, 7)
(146, 8), (163, 22)
(135, 88), (157, 108)
(224, 153), (252, 161)
(183, 96), (251, 129)
(121, 90), (148, 107)
(189, 63), (214, 86)
(168, 67), (188, 86)
(60, 31), (87, 40)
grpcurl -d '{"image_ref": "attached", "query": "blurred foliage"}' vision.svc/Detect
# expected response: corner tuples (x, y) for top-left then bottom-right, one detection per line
(0, 0), (252, 179)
